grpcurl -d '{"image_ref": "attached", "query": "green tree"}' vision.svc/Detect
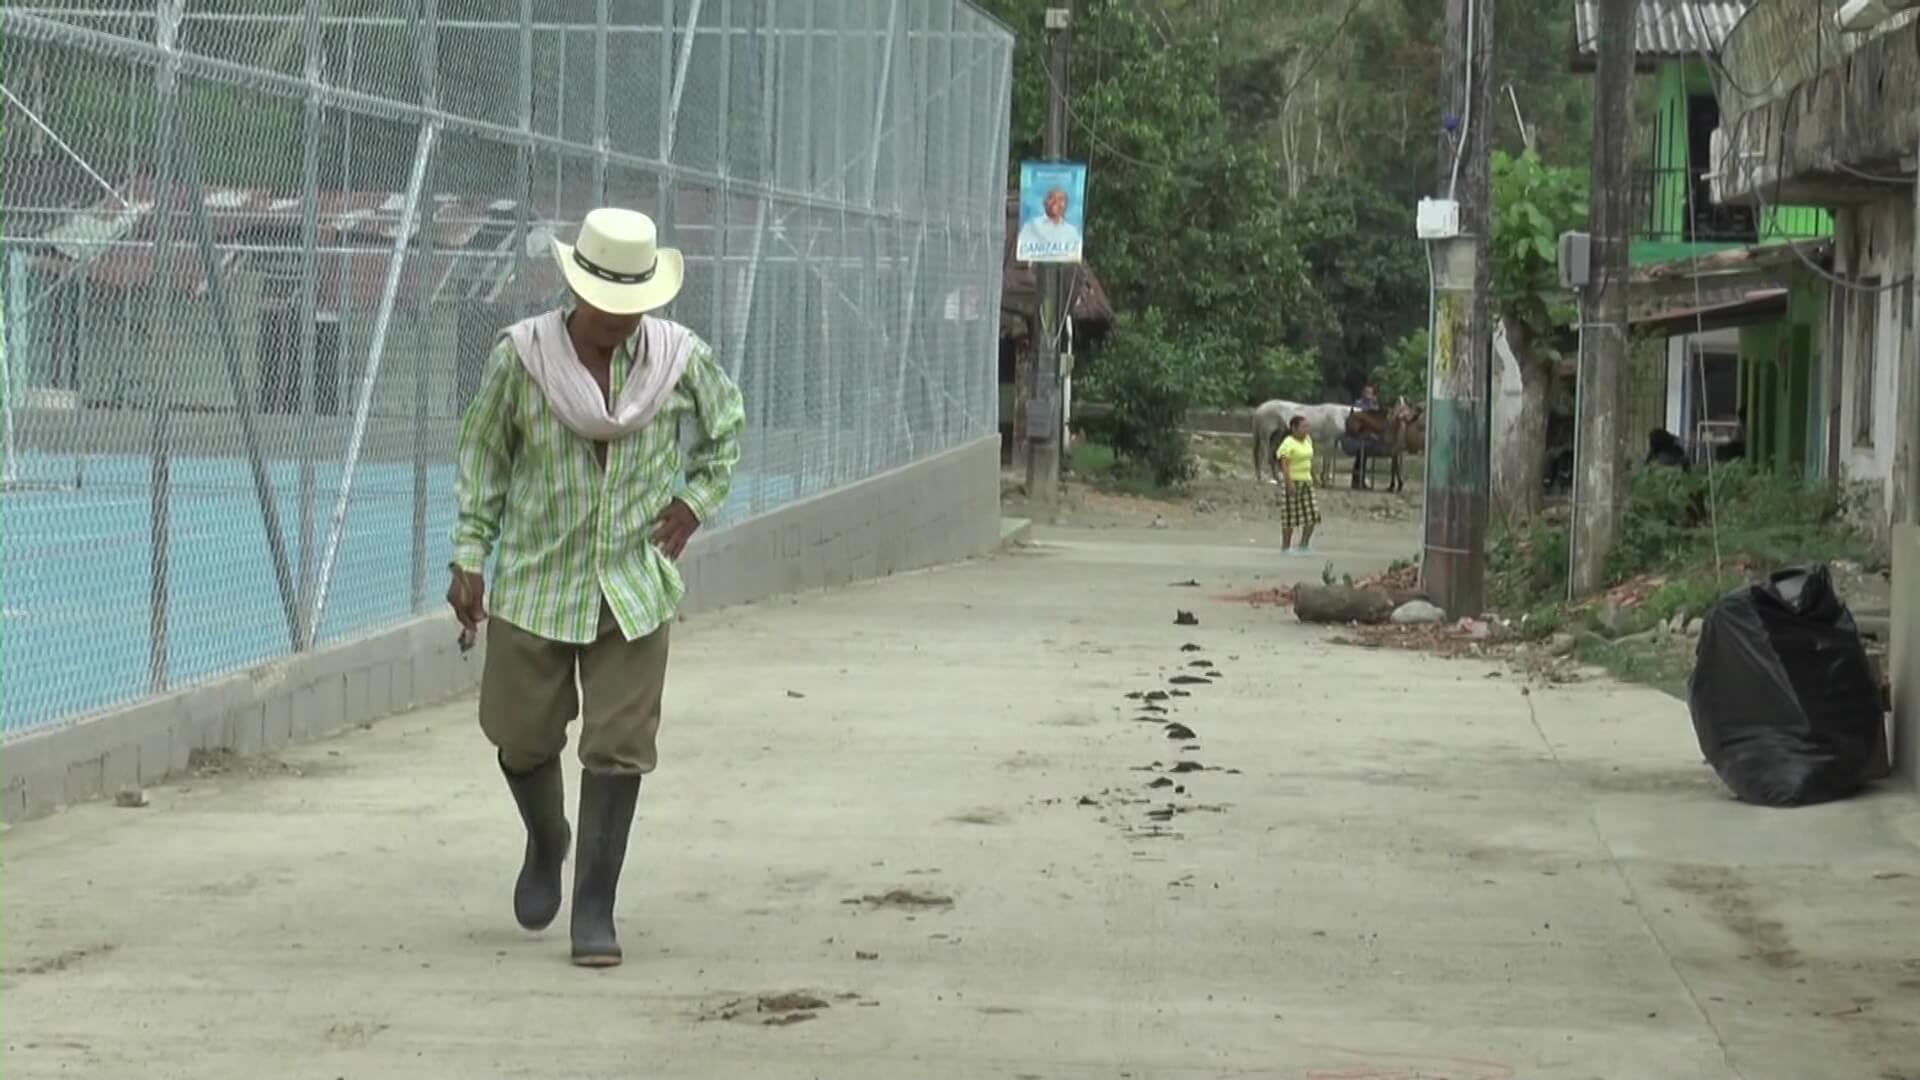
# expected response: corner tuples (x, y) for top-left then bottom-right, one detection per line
(978, 0), (1334, 408)
(1284, 178), (1428, 395)
(1080, 308), (1200, 488)
(1375, 328), (1430, 407)
(1489, 149), (1587, 522)
(977, 0), (1596, 431)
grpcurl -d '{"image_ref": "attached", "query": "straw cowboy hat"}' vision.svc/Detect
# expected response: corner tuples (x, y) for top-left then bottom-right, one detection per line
(551, 207), (684, 315)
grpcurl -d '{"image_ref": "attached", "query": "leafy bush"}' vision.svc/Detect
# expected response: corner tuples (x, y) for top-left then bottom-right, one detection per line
(1487, 461), (1864, 619)
(1248, 345), (1323, 404)
(1490, 150), (1587, 340)
(1374, 329), (1429, 406)
(1081, 309), (1197, 488)
(1488, 518), (1570, 613)
(1609, 461), (1858, 578)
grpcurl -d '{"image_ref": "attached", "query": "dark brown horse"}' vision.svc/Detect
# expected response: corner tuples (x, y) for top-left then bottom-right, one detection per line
(1345, 399), (1425, 493)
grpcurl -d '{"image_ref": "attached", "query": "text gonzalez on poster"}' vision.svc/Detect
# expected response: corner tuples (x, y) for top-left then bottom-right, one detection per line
(1015, 161), (1087, 265)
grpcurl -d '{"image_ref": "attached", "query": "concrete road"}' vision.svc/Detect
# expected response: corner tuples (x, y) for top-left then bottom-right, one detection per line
(5, 522), (1919, 1079)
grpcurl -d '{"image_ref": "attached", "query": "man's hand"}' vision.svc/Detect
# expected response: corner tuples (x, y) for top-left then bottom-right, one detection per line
(447, 567), (488, 633)
(652, 498), (700, 561)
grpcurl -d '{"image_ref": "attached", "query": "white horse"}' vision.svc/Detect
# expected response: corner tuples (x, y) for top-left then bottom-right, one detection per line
(1252, 399), (1350, 486)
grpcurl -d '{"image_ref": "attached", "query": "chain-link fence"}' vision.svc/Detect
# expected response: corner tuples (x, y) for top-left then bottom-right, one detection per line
(0, 0), (1014, 736)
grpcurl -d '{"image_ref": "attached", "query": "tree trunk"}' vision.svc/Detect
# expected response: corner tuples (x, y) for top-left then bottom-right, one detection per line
(1292, 586), (1425, 625)
(1492, 320), (1549, 523)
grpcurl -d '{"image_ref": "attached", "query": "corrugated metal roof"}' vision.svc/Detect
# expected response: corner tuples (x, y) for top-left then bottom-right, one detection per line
(1573, 0), (1749, 58)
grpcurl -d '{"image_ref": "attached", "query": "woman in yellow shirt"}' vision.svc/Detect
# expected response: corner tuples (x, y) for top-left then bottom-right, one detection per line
(1275, 416), (1320, 555)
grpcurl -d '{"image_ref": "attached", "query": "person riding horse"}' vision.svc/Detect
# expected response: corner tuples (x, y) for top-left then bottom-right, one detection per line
(1339, 385), (1387, 490)
(1343, 398), (1423, 493)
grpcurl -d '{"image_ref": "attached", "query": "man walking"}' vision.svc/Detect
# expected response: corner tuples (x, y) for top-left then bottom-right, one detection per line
(447, 207), (744, 967)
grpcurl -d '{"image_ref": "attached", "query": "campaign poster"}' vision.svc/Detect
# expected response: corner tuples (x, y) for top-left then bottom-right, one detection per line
(1015, 161), (1087, 265)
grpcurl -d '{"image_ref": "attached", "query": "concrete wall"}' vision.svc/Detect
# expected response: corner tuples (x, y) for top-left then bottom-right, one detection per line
(0, 435), (1005, 823)
(1896, 525), (1919, 789)
(1831, 197), (1917, 549)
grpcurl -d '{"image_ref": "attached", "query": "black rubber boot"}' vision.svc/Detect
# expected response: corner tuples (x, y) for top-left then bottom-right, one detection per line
(570, 770), (641, 967)
(500, 755), (570, 931)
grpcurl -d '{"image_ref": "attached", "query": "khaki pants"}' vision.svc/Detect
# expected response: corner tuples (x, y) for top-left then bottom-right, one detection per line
(480, 604), (670, 776)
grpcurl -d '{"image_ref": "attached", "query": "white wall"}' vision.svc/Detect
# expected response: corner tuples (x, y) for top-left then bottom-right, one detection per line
(1491, 320), (1524, 469)
(1833, 196), (1919, 542)
(1666, 337), (1687, 435)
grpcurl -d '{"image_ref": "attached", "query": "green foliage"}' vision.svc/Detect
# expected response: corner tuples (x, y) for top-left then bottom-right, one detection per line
(1490, 150), (1589, 341)
(977, 0), (1594, 411)
(1611, 573), (1747, 636)
(1489, 463), (1864, 622)
(1249, 345), (1323, 404)
(1283, 180), (1429, 393)
(1375, 329), (1430, 406)
(1571, 635), (1696, 699)
(1488, 519), (1571, 614)
(1608, 462), (1862, 579)
(1081, 309), (1198, 488)
(975, 1), (1327, 403)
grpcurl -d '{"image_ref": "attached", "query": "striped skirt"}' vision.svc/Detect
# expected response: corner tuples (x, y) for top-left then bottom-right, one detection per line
(1279, 484), (1320, 530)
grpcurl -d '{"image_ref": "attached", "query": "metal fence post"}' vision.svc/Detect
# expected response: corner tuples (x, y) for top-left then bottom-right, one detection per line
(747, 1), (780, 513)
(295, 0), (324, 648)
(593, 0), (609, 205)
(795, 0), (816, 496)
(178, 155), (303, 648)
(411, 0), (440, 615)
(515, 0), (533, 319)
(984, 39), (1013, 432)
(714, 0), (734, 395)
(827, 1), (847, 487)
(731, 0), (775, 390)
(147, 0), (184, 694)
(306, 0), (439, 646)
(1, 279), (16, 486)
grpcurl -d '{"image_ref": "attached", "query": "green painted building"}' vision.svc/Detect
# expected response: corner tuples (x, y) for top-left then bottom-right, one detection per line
(1573, 1), (1831, 476)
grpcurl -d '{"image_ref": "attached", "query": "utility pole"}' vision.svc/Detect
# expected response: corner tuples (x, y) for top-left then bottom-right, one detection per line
(1569, 0), (1638, 595)
(1027, 7), (1071, 514)
(1420, 0), (1497, 616)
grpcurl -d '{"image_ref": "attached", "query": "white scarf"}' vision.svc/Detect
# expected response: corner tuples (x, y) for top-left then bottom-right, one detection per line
(501, 310), (696, 441)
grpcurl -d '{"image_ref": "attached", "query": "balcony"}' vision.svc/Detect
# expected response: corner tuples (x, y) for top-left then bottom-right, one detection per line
(1632, 166), (1760, 245)
(1715, 0), (1920, 204)
(1629, 167), (1830, 261)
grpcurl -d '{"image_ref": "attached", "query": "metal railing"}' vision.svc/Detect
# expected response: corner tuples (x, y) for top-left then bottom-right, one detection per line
(1631, 165), (1828, 245)
(0, 1), (1014, 736)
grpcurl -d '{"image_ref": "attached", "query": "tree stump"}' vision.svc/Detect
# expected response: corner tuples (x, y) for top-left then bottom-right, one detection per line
(1292, 586), (1400, 626)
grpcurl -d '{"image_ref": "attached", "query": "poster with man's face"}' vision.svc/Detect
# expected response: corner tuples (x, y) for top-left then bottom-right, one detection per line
(1016, 161), (1087, 265)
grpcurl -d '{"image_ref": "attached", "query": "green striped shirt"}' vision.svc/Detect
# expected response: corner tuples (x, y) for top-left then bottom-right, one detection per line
(450, 317), (745, 644)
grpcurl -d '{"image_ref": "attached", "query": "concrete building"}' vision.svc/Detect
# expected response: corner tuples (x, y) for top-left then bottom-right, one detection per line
(1571, 0), (1833, 471)
(1708, 0), (1918, 779)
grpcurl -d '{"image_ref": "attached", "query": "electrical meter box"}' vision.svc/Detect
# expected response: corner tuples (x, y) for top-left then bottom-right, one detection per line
(1557, 231), (1592, 290)
(1415, 198), (1460, 240)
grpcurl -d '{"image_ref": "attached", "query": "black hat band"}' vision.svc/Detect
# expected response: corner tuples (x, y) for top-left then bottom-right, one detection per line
(573, 248), (657, 285)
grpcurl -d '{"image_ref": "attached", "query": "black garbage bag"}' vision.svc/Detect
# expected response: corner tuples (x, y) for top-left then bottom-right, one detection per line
(1687, 564), (1884, 807)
